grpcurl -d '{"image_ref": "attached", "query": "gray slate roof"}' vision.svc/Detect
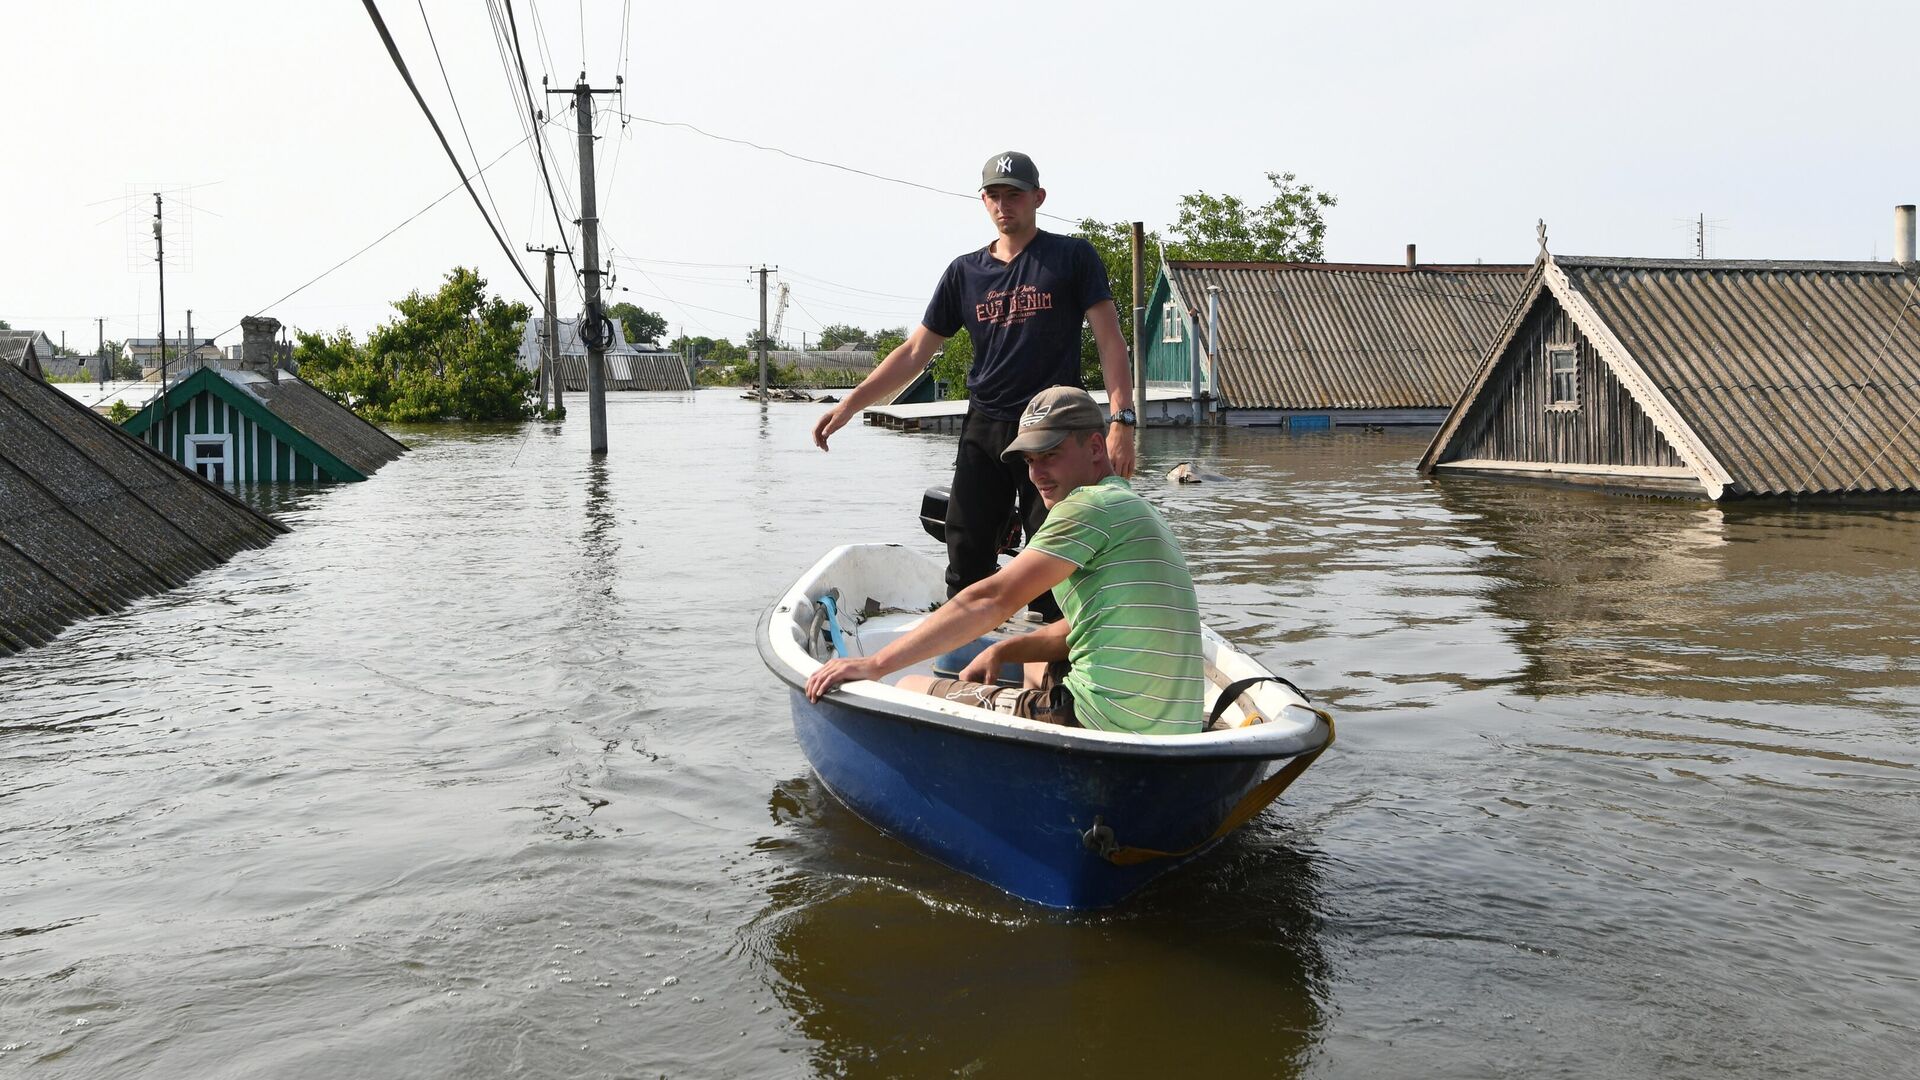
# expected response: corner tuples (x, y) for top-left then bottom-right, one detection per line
(1166, 261), (1530, 409)
(216, 368), (408, 478)
(1555, 256), (1920, 496)
(0, 359), (285, 655)
(547, 353), (695, 392)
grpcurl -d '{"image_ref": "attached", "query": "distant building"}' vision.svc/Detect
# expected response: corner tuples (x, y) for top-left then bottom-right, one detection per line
(1420, 252), (1920, 499)
(519, 317), (693, 391)
(0, 330), (57, 379)
(124, 336), (221, 373)
(1140, 258), (1529, 427)
(123, 317), (406, 484)
(0, 347), (285, 655)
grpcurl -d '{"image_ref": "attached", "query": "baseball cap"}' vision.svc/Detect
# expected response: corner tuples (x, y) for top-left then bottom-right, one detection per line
(980, 151), (1039, 192)
(1001, 386), (1104, 461)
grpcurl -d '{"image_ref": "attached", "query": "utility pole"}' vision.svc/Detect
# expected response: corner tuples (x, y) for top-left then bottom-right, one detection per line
(186, 310), (194, 370)
(154, 193), (169, 455)
(549, 77), (623, 455)
(96, 317), (104, 387)
(1697, 213), (1706, 259)
(1131, 221), (1146, 451)
(752, 265), (775, 402)
(526, 243), (567, 416)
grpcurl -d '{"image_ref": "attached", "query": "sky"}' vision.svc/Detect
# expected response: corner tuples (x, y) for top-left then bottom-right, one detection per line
(4, 0), (1919, 355)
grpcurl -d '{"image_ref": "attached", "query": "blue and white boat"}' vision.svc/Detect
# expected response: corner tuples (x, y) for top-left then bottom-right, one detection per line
(758, 542), (1334, 909)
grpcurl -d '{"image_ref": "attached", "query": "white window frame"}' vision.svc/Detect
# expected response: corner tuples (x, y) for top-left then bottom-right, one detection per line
(1547, 345), (1579, 409)
(186, 432), (234, 484)
(1161, 302), (1184, 344)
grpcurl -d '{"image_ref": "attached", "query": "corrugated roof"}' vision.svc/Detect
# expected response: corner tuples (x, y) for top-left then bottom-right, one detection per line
(0, 360), (285, 655)
(234, 370), (408, 479)
(548, 353), (694, 392)
(1166, 261), (1528, 409)
(1558, 257), (1920, 497)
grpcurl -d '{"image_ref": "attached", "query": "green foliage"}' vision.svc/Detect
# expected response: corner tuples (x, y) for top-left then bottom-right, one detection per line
(107, 400), (134, 423)
(869, 327), (908, 363)
(101, 340), (141, 380)
(669, 335), (744, 364)
(606, 302), (666, 345)
(1070, 170), (1336, 387)
(0, 319), (10, 330)
(931, 329), (972, 399)
(815, 323), (869, 350)
(1169, 171), (1336, 262)
(296, 267), (533, 422)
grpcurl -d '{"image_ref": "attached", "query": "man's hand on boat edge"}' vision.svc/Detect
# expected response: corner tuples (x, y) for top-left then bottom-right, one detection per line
(805, 656), (887, 702)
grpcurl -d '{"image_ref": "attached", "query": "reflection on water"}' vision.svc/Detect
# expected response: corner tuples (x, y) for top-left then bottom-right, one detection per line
(3, 402), (1916, 1078)
(745, 776), (1329, 1078)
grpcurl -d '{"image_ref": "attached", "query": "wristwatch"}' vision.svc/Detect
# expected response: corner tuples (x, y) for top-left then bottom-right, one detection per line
(1111, 408), (1137, 426)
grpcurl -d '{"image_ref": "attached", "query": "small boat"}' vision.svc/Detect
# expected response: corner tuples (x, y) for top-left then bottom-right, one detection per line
(758, 542), (1334, 909)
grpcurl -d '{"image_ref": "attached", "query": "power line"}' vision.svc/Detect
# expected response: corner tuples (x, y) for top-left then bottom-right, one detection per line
(613, 110), (1079, 225)
(360, 0), (541, 301)
(495, 0), (582, 286)
(416, 0), (513, 254)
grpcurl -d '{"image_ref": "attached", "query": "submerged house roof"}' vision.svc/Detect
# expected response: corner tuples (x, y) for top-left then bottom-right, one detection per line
(1148, 261), (1529, 410)
(1421, 255), (1920, 499)
(124, 365), (407, 482)
(0, 358), (286, 655)
(519, 317), (694, 391)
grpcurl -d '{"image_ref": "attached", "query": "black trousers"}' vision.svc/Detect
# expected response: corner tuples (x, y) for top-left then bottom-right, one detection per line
(944, 410), (1063, 620)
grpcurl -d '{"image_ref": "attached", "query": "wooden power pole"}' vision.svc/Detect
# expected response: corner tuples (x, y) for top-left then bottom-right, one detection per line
(153, 193), (169, 454)
(526, 243), (567, 416)
(549, 77), (622, 454)
(752, 265), (775, 403)
(1131, 221), (1146, 452)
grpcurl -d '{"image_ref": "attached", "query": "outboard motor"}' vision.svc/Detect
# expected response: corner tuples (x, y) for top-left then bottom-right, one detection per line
(918, 486), (1023, 555)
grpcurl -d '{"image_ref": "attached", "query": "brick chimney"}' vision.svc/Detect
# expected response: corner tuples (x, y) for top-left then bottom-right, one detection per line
(241, 315), (282, 382)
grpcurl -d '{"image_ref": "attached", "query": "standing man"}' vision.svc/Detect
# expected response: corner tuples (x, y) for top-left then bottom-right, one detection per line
(812, 151), (1137, 612)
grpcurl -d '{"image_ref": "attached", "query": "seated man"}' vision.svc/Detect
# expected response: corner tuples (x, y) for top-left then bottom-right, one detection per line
(804, 386), (1207, 735)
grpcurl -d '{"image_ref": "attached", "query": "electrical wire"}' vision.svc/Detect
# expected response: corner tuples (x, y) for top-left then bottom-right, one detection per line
(360, 0), (541, 301)
(416, 0), (514, 255)
(613, 110), (1079, 225)
(497, 0), (582, 285)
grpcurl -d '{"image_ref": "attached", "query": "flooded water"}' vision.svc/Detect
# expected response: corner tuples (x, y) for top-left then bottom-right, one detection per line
(3, 392), (1916, 1078)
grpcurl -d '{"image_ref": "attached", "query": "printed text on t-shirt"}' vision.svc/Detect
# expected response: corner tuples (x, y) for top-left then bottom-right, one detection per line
(975, 284), (1054, 328)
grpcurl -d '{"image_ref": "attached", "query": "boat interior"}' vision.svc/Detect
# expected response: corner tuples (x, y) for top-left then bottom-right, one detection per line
(799, 593), (1275, 731)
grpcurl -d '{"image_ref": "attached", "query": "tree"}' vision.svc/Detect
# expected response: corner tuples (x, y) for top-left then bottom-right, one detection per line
(296, 267), (532, 422)
(1071, 170), (1336, 387)
(606, 301), (666, 345)
(931, 328), (972, 399)
(1075, 218), (1166, 388)
(1168, 171), (1336, 262)
(0, 319), (10, 330)
(815, 323), (869, 350)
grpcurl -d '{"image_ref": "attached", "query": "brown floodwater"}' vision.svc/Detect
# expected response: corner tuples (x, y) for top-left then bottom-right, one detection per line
(2, 391), (1915, 1078)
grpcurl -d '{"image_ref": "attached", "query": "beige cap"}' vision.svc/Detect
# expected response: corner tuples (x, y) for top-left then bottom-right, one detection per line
(1000, 386), (1105, 461)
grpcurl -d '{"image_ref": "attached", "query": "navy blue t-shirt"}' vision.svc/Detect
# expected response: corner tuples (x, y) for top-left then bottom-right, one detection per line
(922, 230), (1113, 420)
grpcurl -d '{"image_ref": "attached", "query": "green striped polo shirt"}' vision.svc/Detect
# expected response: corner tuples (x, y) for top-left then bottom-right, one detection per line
(1025, 476), (1206, 735)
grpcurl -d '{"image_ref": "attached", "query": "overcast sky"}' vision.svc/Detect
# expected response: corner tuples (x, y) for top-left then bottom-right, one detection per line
(5, 1), (1918, 354)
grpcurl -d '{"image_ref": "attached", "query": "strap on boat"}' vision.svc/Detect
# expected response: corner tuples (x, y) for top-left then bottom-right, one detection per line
(1205, 675), (1310, 732)
(816, 592), (850, 659)
(1086, 708), (1334, 867)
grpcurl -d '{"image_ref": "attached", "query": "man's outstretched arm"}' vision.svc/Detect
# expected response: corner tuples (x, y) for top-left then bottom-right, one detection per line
(804, 547), (1075, 701)
(811, 325), (947, 450)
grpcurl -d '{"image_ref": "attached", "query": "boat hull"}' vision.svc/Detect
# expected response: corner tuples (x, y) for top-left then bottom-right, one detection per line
(788, 685), (1279, 908)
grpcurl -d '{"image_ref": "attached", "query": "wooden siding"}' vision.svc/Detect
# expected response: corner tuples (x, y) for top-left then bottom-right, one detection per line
(1449, 299), (1684, 469)
(142, 388), (325, 483)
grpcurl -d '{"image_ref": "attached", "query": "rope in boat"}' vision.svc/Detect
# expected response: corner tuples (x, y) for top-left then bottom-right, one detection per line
(1082, 708), (1334, 866)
